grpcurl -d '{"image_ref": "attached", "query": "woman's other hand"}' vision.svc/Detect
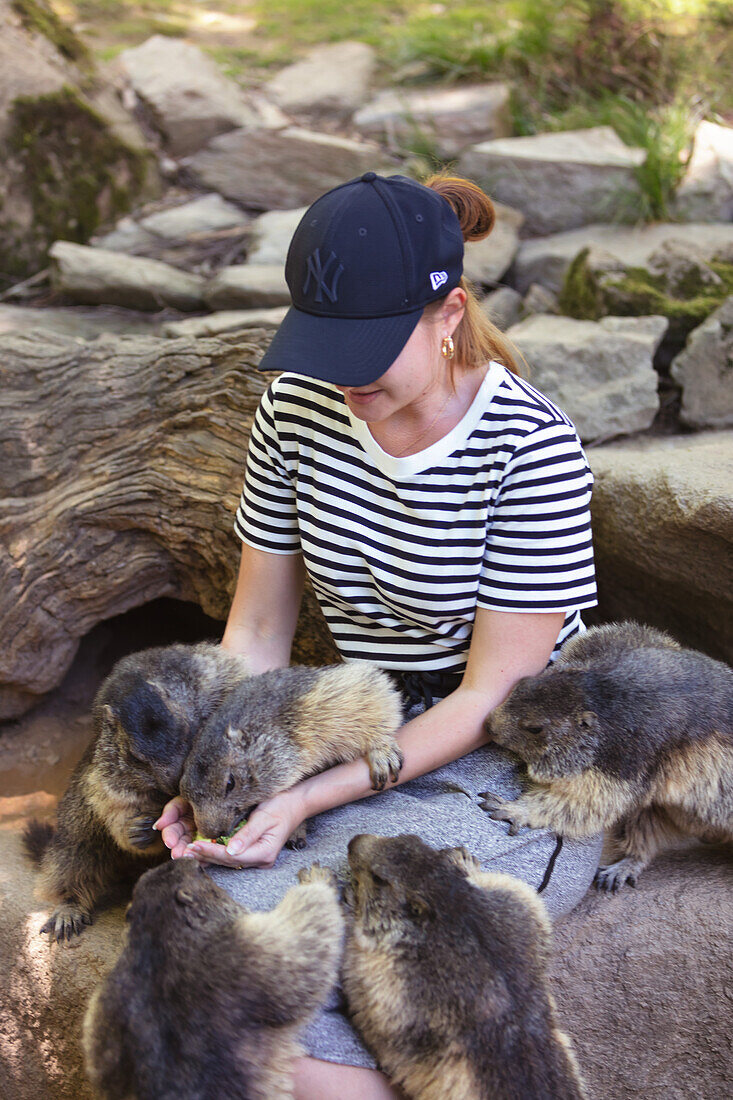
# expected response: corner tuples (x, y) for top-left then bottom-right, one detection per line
(154, 796), (195, 859)
(177, 789), (307, 870)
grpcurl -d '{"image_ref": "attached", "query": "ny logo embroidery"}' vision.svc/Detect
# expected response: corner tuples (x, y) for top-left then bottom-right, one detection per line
(303, 248), (345, 303)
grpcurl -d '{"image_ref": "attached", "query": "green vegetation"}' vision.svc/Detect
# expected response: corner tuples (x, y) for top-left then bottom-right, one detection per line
(560, 247), (733, 340)
(8, 85), (151, 252)
(11, 0), (91, 64)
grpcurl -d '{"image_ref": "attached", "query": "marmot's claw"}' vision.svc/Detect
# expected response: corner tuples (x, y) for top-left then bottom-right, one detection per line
(127, 814), (158, 849)
(285, 822), (308, 850)
(298, 863), (338, 889)
(478, 791), (523, 834)
(367, 744), (403, 792)
(441, 846), (479, 875)
(41, 904), (93, 942)
(594, 859), (640, 893)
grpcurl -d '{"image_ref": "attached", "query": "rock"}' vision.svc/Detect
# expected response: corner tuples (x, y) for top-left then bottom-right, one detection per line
(140, 193), (250, 239)
(551, 845), (733, 1100)
(163, 308), (288, 337)
(673, 120), (733, 223)
(509, 222), (733, 296)
(49, 241), (206, 311)
(479, 286), (522, 331)
(354, 82), (512, 158)
(91, 215), (153, 253)
(520, 283), (559, 318)
(670, 296), (733, 429)
(0, 2), (156, 287)
(558, 242), (733, 345)
(266, 41), (378, 117)
(506, 314), (667, 442)
(204, 264), (289, 310)
(116, 35), (288, 157)
(245, 207), (307, 265)
(462, 202), (524, 287)
(187, 126), (395, 210)
(458, 127), (646, 236)
(0, 304), (161, 338)
(588, 432), (733, 663)
(0, 327), (338, 717)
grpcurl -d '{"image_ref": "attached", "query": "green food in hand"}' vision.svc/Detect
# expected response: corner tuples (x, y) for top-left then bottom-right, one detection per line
(194, 829), (242, 845)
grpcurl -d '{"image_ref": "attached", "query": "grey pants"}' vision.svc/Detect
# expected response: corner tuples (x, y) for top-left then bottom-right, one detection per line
(210, 720), (602, 1069)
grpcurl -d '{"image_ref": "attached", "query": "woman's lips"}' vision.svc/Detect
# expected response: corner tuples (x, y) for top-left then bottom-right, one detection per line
(347, 389), (380, 405)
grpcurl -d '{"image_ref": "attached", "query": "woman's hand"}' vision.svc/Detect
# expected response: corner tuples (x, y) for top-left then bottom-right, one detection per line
(155, 789), (307, 870)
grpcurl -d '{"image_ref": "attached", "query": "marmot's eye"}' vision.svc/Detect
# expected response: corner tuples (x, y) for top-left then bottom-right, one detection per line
(225, 774), (235, 795)
(524, 723), (544, 736)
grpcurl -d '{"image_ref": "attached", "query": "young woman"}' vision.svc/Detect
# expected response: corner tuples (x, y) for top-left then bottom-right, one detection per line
(156, 171), (601, 1099)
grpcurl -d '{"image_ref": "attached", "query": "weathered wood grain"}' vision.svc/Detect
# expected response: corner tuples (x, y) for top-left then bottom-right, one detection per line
(0, 327), (337, 719)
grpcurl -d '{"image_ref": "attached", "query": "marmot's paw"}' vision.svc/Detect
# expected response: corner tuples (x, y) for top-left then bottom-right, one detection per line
(441, 845), (481, 876)
(477, 791), (523, 836)
(594, 858), (642, 893)
(285, 822), (308, 850)
(40, 904), (93, 942)
(298, 863), (339, 890)
(367, 742), (404, 791)
(126, 813), (159, 849)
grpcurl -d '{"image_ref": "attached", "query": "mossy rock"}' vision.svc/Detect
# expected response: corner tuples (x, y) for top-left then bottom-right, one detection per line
(559, 246), (733, 342)
(11, 0), (90, 66)
(5, 85), (153, 276)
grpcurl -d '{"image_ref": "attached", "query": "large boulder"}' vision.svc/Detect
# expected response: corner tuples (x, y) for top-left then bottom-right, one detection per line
(204, 264), (290, 310)
(509, 222), (733, 296)
(0, 0), (156, 288)
(49, 241), (207, 311)
(458, 127), (646, 236)
(0, 328), (337, 718)
(506, 314), (667, 442)
(266, 41), (378, 118)
(673, 120), (733, 223)
(116, 35), (288, 157)
(550, 843), (733, 1100)
(670, 296), (733, 429)
(94, 193), (251, 254)
(558, 241), (733, 346)
(187, 127), (395, 210)
(354, 82), (512, 158)
(588, 432), (733, 664)
(463, 202), (524, 287)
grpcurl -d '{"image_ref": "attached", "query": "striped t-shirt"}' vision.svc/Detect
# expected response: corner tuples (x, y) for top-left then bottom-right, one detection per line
(235, 361), (597, 670)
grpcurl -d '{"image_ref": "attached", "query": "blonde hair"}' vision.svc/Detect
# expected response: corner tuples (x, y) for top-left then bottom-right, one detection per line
(422, 171), (524, 378)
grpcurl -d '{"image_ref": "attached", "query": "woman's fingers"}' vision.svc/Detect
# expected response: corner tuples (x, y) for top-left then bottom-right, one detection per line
(184, 810), (282, 869)
(153, 795), (190, 832)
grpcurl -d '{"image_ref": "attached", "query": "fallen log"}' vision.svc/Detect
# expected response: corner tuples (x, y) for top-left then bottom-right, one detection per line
(0, 326), (337, 719)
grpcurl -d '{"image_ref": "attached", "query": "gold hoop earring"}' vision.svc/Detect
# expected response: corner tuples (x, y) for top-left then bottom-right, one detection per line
(441, 336), (455, 360)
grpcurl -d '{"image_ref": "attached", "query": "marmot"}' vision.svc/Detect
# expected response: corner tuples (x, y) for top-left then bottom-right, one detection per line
(342, 833), (587, 1100)
(23, 642), (250, 940)
(82, 858), (344, 1100)
(479, 621), (733, 890)
(180, 661), (404, 844)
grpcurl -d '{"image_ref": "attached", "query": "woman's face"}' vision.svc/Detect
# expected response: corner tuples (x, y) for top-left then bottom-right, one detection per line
(332, 319), (440, 424)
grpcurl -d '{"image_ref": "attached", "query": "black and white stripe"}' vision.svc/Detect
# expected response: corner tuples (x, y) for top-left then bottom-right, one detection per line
(235, 363), (597, 668)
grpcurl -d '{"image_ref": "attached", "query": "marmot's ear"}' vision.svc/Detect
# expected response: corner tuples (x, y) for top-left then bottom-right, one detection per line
(578, 710), (598, 730)
(226, 725), (243, 742)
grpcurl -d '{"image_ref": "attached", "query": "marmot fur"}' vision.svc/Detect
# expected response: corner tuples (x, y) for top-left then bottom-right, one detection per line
(23, 642), (250, 940)
(180, 661), (404, 843)
(342, 833), (587, 1100)
(480, 622), (733, 889)
(82, 859), (344, 1100)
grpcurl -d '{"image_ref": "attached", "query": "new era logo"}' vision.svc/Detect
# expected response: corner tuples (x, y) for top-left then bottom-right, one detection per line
(429, 270), (448, 291)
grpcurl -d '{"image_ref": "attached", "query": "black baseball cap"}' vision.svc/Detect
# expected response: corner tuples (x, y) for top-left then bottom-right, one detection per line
(256, 171), (464, 386)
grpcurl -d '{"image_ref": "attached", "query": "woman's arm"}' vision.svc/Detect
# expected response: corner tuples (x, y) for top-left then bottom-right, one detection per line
(189, 607), (564, 868)
(221, 543), (306, 672)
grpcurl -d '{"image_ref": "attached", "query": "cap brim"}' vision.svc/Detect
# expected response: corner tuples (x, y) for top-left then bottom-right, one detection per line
(256, 304), (425, 387)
